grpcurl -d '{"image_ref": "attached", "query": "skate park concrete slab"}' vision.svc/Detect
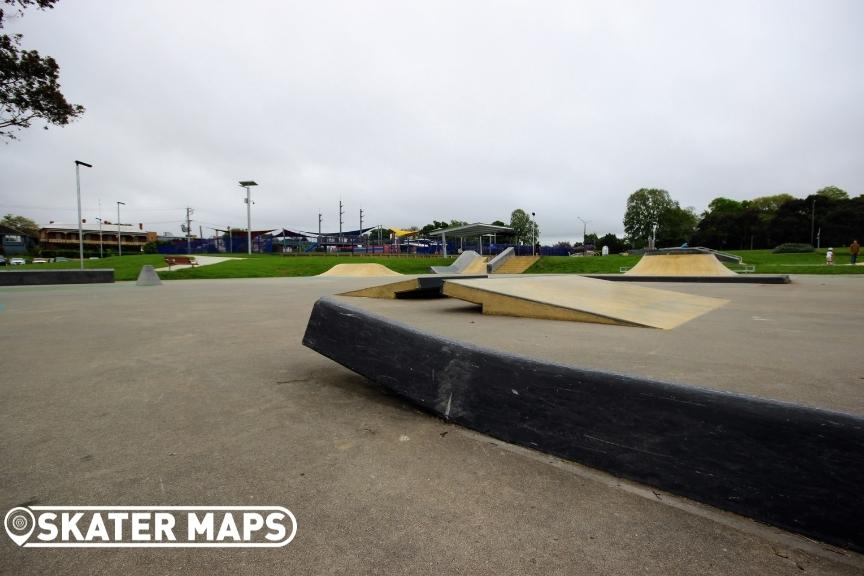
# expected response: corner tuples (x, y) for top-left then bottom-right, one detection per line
(442, 275), (728, 329)
(1, 276), (862, 575)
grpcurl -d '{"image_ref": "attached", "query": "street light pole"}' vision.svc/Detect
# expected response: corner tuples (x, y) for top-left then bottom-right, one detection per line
(116, 201), (125, 256)
(810, 197), (816, 246)
(74, 161), (92, 269)
(239, 181), (258, 255)
(531, 212), (536, 256)
(577, 216), (591, 246)
(96, 218), (103, 258)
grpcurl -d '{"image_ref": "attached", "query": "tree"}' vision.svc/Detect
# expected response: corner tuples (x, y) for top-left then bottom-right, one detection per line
(816, 186), (849, 201)
(622, 188), (674, 247)
(509, 209), (539, 245)
(656, 205), (698, 246)
(596, 233), (627, 254)
(1, 212), (38, 235)
(1, 0), (84, 141)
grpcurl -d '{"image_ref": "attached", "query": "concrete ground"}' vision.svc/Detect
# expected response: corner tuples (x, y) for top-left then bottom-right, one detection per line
(1, 276), (862, 575)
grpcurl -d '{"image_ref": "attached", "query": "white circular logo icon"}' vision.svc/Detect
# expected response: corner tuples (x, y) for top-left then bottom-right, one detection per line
(4, 507), (35, 546)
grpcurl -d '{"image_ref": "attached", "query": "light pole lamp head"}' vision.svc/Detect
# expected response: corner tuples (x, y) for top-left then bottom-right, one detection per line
(75, 160), (93, 168)
(239, 181), (258, 187)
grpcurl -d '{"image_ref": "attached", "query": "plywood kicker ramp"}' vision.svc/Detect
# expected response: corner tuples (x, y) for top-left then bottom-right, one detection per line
(340, 275), (486, 299)
(317, 263), (402, 277)
(443, 275), (727, 329)
(626, 253), (737, 276)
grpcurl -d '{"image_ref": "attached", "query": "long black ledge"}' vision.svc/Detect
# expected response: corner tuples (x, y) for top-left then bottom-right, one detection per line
(585, 274), (791, 284)
(0, 269), (115, 286)
(303, 296), (864, 552)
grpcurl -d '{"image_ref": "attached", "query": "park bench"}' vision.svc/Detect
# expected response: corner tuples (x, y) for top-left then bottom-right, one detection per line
(164, 256), (198, 270)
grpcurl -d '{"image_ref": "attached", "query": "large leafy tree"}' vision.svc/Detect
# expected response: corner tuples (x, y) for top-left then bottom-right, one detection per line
(1, 0), (84, 141)
(1, 212), (39, 235)
(816, 185), (849, 201)
(624, 188), (698, 248)
(509, 209), (539, 245)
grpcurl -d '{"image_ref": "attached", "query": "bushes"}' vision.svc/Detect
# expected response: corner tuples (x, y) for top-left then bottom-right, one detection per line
(772, 243), (815, 253)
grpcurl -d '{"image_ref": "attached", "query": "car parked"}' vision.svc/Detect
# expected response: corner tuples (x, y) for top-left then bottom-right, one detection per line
(32, 258), (50, 264)
(0, 256), (6, 266)
(10, 257), (26, 265)
(54, 256), (71, 262)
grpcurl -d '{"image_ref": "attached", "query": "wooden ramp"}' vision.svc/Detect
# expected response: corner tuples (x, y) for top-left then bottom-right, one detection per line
(340, 275), (486, 299)
(492, 255), (539, 274)
(442, 276), (727, 329)
(317, 263), (402, 277)
(626, 253), (737, 277)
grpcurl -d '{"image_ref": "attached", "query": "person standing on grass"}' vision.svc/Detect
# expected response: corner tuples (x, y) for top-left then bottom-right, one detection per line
(851, 240), (860, 265)
(826, 247), (834, 266)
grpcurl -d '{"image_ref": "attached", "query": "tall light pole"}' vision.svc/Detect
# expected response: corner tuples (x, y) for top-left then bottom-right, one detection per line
(577, 216), (591, 245)
(810, 197), (816, 246)
(116, 201), (125, 256)
(96, 217), (104, 258)
(531, 212), (536, 256)
(74, 161), (92, 269)
(239, 181), (257, 255)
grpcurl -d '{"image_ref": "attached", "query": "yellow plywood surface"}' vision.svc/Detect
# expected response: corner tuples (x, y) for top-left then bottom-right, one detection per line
(625, 253), (737, 276)
(461, 256), (489, 274)
(443, 276), (728, 329)
(318, 263), (403, 277)
(339, 279), (421, 299)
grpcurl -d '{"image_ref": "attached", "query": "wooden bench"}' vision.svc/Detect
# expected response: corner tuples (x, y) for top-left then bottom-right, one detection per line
(164, 256), (198, 270)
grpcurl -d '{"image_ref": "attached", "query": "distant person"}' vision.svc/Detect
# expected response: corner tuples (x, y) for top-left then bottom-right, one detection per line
(826, 248), (834, 266)
(851, 240), (860, 265)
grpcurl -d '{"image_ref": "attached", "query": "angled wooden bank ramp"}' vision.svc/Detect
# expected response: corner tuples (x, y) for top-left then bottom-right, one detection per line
(429, 250), (487, 275)
(442, 276), (727, 329)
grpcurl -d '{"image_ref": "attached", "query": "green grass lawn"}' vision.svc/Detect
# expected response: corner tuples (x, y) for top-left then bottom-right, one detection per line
(5, 249), (861, 281)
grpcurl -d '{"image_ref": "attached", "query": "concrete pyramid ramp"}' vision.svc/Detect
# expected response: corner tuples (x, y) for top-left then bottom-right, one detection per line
(442, 276), (727, 329)
(318, 263), (402, 277)
(136, 265), (162, 286)
(626, 253), (737, 277)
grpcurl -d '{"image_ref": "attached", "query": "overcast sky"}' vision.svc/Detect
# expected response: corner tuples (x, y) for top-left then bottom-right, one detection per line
(2, 0), (862, 243)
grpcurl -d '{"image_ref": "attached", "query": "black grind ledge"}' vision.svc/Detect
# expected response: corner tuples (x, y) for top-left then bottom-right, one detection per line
(0, 269), (115, 286)
(585, 274), (791, 284)
(302, 296), (864, 553)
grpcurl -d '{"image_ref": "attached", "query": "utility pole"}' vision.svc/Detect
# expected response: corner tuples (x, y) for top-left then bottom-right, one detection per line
(228, 225), (233, 253)
(74, 161), (92, 269)
(239, 181), (257, 255)
(810, 197), (816, 246)
(339, 200), (344, 244)
(116, 201), (125, 256)
(97, 198), (103, 258)
(577, 216), (591, 246)
(318, 213), (322, 242)
(199, 225), (203, 251)
(186, 207), (194, 255)
(96, 218), (104, 258)
(531, 212), (536, 256)
(359, 208), (364, 249)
